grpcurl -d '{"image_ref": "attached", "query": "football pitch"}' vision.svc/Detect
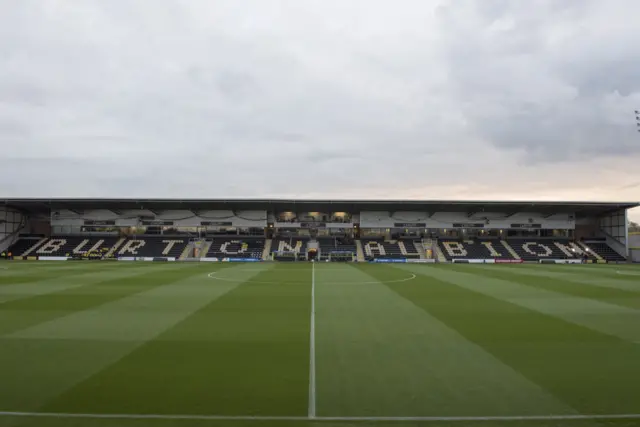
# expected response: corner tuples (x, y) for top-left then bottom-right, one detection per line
(1, 261), (640, 427)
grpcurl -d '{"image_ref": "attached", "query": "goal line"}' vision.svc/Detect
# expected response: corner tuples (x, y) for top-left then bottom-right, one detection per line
(1, 411), (640, 422)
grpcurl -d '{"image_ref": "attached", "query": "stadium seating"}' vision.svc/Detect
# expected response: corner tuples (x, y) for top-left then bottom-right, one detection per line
(318, 237), (356, 260)
(436, 238), (628, 262)
(116, 236), (189, 258)
(405, 238), (425, 258)
(31, 236), (120, 257)
(361, 239), (420, 260)
(6, 238), (45, 256)
(438, 239), (514, 261)
(582, 241), (626, 262)
(8, 235), (627, 263)
(205, 238), (264, 259)
(507, 239), (579, 261)
(271, 238), (308, 254)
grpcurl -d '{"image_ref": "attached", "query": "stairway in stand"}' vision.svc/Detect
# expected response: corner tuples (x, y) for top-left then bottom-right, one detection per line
(262, 239), (272, 260)
(355, 240), (365, 262)
(414, 240), (426, 259)
(433, 240), (447, 263)
(199, 241), (213, 259)
(179, 241), (197, 260)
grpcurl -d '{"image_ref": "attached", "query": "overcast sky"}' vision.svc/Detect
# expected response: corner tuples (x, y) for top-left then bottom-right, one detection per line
(1, 0), (639, 221)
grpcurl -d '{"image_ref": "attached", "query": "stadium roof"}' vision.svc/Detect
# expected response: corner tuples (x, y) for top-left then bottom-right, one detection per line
(1, 198), (638, 217)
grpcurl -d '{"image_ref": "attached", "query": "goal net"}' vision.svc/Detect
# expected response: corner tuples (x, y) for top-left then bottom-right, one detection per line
(272, 251), (301, 261)
(328, 251), (355, 262)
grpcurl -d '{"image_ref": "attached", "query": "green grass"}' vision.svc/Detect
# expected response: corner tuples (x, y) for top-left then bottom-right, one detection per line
(0, 261), (639, 427)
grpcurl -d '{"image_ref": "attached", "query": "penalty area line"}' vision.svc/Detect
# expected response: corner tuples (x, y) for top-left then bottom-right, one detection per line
(2, 412), (640, 422)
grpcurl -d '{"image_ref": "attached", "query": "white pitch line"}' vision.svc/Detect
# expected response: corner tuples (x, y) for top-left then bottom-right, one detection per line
(207, 271), (416, 285)
(217, 267), (354, 271)
(2, 411), (640, 422)
(0, 412), (305, 421)
(308, 261), (317, 418)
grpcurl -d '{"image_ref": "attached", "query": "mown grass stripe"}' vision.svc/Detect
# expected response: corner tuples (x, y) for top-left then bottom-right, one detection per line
(395, 264), (640, 414)
(0, 263), (138, 287)
(0, 264), (206, 336)
(497, 265), (640, 292)
(316, 264), (573, 417)
(0, 264), (167, 303)
(39, 263), (309, 417)
(469, 265), (640, 311)
(0, 264), (243, 412)
(424, 265), (640, 344)
(7, 266), (234, 342)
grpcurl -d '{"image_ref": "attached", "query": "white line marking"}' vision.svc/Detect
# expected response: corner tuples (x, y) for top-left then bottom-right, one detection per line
(317, 414), (640, 421)
(1, 411), (640, 422)
(0, 412), (304, 421)
(217, 267), (354, 271)
(308, 261), (317, 418)
(207, 271), (416, 285)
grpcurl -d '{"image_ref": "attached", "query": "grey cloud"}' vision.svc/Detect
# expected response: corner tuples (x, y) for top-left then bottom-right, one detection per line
(436, 0), (640, 163)
(0, 118), (31, 137)
(563, 59), (640, 97)
(0, 0), (639, 205)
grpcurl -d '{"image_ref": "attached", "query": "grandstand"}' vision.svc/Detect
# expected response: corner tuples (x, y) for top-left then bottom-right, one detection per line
(1, 198), (637, 263)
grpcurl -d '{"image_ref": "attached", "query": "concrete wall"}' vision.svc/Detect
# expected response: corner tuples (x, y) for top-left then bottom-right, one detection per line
(630, 232), (640, 262)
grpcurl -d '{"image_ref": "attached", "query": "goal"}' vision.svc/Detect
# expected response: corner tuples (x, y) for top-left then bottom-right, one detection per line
(272, 251), (302, 261)
(328, 251), (355, 262)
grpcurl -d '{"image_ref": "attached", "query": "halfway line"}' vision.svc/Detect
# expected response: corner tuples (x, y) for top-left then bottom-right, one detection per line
(308, 261), (317, 418)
